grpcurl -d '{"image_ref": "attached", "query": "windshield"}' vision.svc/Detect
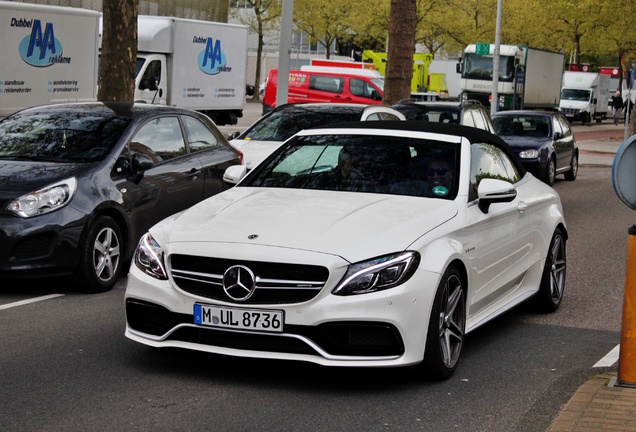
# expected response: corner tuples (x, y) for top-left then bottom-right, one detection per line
(135, 58), (146, 78)
(560, 88), (591, 102)
(0, 109), (131, 162)
(242, 108), (364, 142)
(394, 105), (460, 123)
(243, 134), (460, 199)
(493, 115), (551, 138)
(462, 54), (516, 82)
(371, 77), (385, 92)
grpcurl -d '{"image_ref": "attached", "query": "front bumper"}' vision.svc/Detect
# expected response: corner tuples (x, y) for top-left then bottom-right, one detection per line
(124, 256), (440, 368)
(0, 208), (88, 278)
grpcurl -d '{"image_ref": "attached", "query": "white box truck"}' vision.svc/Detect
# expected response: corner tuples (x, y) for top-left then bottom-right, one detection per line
(559, 71), (610, 123)
(133, 16), (248, 125)
(457, 44), (564, 110)
(0, 1), (100, 118)
(0, 2), (248, 125)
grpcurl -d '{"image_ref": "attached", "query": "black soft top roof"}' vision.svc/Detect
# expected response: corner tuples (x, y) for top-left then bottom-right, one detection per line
(308, 120), (526, 177)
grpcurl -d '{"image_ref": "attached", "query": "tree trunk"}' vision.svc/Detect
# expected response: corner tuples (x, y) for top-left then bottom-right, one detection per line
(253, 32), (265, 101)
(384, 0), (416, 105)
(98, 0), (138, 103)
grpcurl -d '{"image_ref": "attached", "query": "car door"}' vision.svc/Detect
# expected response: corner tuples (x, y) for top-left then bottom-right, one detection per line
(182, 114), (240, 199)
(113, 114), (206, 242)
(464, 142), (539, 319)
(346, 78), (384, 105)
(553, 114), (575, 171)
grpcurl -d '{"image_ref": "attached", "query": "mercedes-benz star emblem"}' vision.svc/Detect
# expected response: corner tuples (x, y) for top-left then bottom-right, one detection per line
(222, 265), (256, 301)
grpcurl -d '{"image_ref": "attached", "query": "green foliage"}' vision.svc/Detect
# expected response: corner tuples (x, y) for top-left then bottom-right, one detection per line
(238, 0), (636, 72)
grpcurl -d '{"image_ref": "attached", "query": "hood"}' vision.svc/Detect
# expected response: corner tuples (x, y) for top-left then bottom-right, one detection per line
(0, 160), (87, 196)
(152, 187), (458, 262)
(499, 135), (551, 149)
(230, 139), (285, 170)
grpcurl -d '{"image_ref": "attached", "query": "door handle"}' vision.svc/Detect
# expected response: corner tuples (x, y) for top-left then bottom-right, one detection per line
(517, 202), (528, 214)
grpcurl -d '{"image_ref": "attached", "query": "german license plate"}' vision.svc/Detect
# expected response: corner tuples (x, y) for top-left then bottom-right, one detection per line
(193, 304), (284, 333)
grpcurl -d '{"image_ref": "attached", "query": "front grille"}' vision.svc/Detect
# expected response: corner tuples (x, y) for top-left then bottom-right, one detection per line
(561, 108), (579, 116)
(169, 254), (330, 305)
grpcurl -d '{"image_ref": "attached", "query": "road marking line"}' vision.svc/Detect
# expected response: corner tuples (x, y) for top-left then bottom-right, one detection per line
(593, 344), (620, 367)
(0, 294), (65, 310)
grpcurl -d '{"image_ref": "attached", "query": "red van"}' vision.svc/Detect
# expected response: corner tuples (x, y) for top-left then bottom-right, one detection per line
(262, 67), (384, 114)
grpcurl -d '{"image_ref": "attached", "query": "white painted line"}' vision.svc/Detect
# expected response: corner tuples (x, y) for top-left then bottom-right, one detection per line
(593, 344), (621, 367)
(0, 294), (65, 310)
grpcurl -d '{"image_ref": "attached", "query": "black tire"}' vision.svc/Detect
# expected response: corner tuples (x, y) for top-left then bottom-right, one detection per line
(73, 216), (123, 293)
(418, 265), (466, 381)
(534, 228), (566, 313)
(564, 153), (578, 181)
(543, 158), (556, 186)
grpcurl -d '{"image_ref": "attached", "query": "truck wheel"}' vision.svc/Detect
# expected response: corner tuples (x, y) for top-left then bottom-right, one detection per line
(73, 216), (123, 293)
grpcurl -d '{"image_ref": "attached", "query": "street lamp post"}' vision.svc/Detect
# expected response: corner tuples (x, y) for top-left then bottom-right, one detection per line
(491, 0), (503, 116)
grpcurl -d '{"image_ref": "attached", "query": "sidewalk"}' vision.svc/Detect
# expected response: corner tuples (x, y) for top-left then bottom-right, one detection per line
(547, 373), (636, 432)
(577, 139), (622, 167)
(547, 127), (636, 431)
(575, 124), (626, 167)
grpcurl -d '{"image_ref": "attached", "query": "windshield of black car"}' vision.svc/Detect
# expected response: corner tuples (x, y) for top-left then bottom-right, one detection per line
(242, 108), (363, 141)
(396, 105), (460, 123)
(0, 111), (131, 162)
(243, 134), (460, 199)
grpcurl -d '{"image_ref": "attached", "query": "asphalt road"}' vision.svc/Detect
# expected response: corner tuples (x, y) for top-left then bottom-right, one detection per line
(1, 119), (633, 432)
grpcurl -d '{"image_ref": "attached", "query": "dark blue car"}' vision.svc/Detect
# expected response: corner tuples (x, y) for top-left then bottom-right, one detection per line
(492, 110), (578, 186)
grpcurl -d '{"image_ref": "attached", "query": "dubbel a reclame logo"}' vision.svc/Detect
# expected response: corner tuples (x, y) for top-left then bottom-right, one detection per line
(194, 36), (231, 75)
(14, 18), (71, 67)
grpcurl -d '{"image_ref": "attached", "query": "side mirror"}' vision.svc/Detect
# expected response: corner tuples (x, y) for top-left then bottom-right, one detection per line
(456, 62), (462, 74)
(139, 78), (158, 91)
(132, 152), (154, 172)
(227, 131), (242, 140)
(554, 131), (564, 140)
(223, 165), (248, 185)
(477, 178), (517, 213)
(370, 90), (382, 101)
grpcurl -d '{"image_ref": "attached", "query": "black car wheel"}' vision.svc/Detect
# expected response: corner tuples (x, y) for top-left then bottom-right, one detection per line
(418, 265), (466, 380)
(543, 158), (556, 186)
(564, 153), (578, 181)
(73, 216), (123, 293)
(534, 228), (566, 313)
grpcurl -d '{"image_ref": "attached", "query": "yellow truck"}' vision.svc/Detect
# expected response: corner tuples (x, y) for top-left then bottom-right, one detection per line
(362, 50), (448, 98)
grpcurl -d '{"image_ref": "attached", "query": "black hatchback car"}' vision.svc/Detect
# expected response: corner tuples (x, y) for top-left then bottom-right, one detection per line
(0, 102), (241, 292)
(492, 110), (578, 186)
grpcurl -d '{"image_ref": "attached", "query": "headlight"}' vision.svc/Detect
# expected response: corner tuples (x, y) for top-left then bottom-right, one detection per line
(134, 233), (167, 279)
(7, 177), (77, 218)
(332, 251), (420, 296)
(519, 149), (539, 159)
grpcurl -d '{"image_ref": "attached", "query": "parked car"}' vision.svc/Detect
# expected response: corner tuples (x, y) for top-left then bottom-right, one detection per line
(0, 102), (242, 293)
(262, 68), (385, 114)
(125, 121), (568, 380)
(229, 102), (405, 170)
(391, 100), (496, 133)
(492, 110), (578, 186)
